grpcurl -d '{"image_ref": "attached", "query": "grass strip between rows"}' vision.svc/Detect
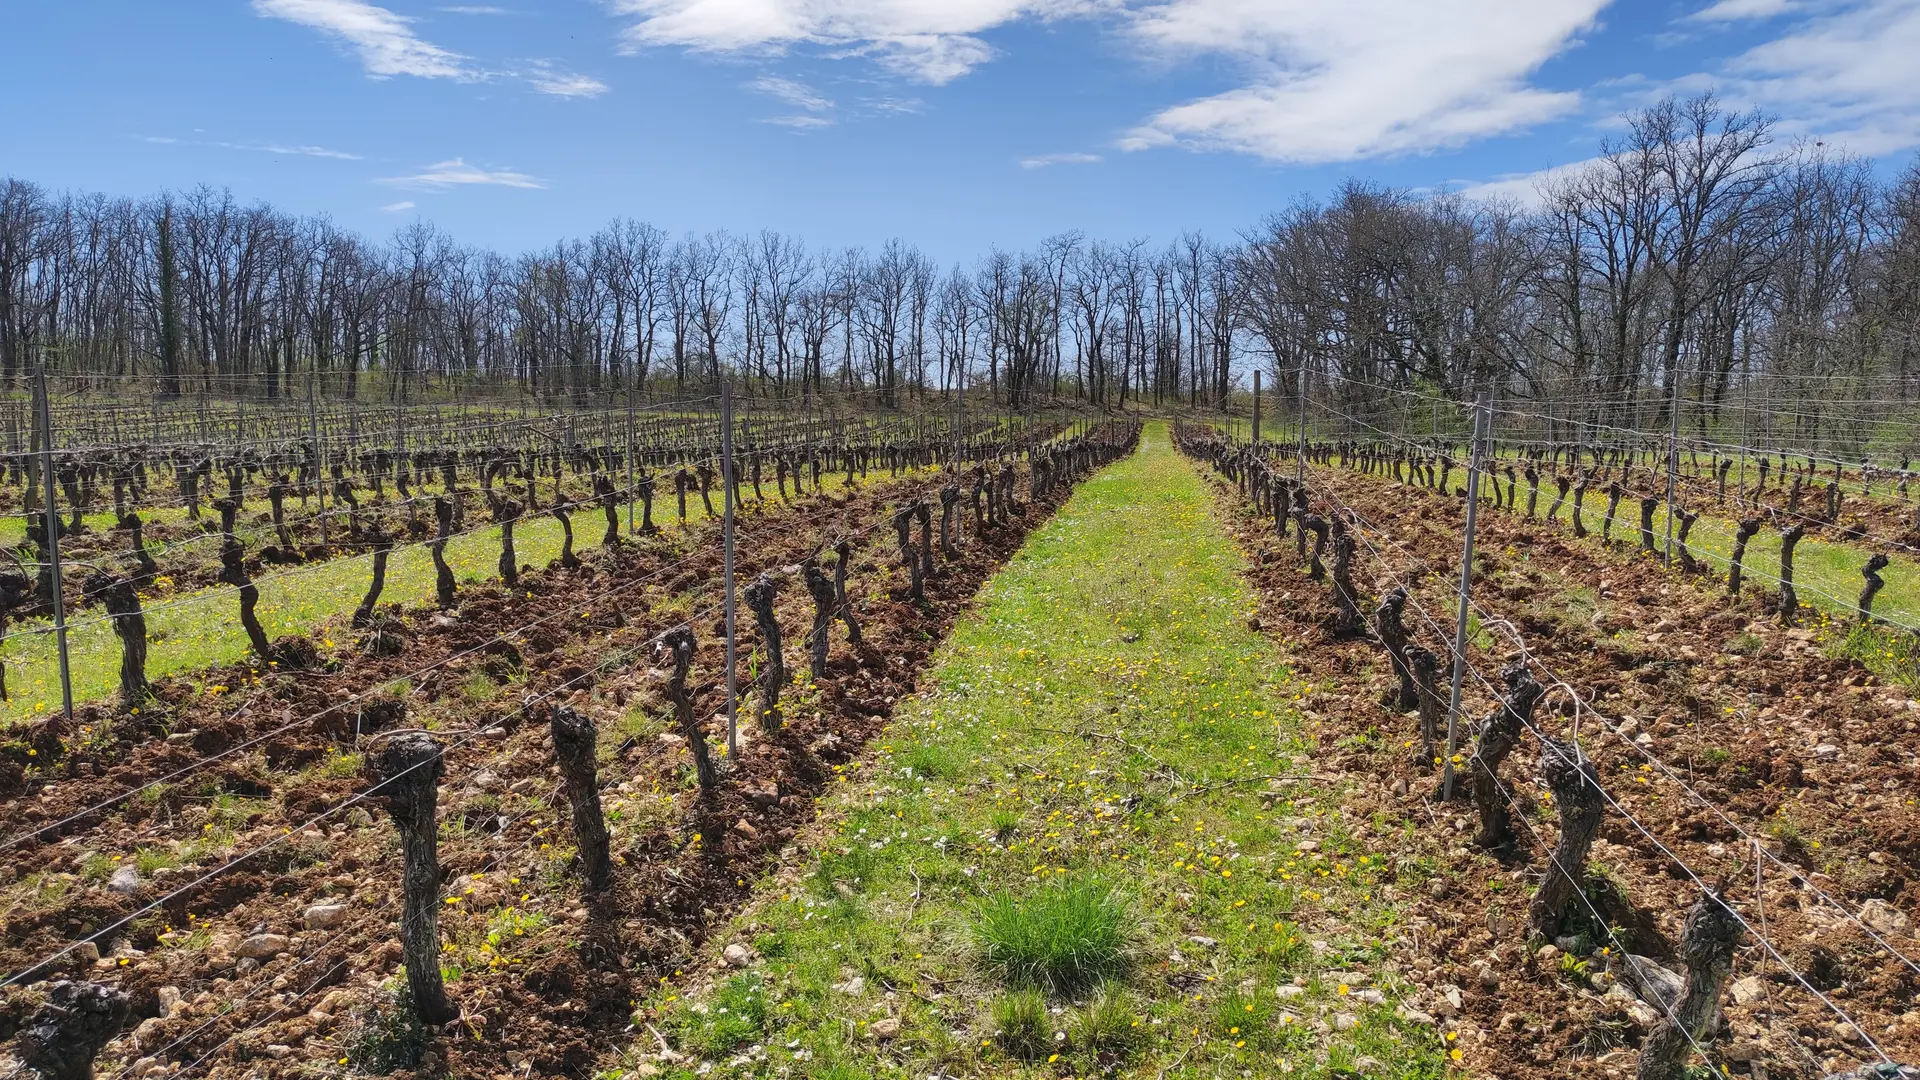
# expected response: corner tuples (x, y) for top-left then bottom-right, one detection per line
(616, 424), (1451, 1080)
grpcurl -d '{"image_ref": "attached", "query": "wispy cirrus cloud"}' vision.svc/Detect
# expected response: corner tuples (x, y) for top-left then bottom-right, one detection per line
(525, 61), (610, 97)
(381, 200), (418, 212)
(751, 75), (835, 128)
(378, 158), (547, 190)
(1020, 151), (1101, 168)
(252, 0), (471, 79)
(609, 0), (1099, 84)
(1686, 0), (1802, 22)
(752, 75), (833, 112)
(138, 134), (364, 160)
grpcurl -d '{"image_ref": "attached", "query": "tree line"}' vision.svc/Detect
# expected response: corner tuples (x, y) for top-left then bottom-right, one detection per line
(3, 93), (1918, 443)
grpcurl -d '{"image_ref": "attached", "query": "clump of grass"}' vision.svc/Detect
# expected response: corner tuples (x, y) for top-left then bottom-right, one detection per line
(972, 876), (1132, 994)
(1069, 988), (1140, 1058)
(990, 807), (1020, 842)
(989, 988), (1051, 1059)
(343, 983), (431, 1074)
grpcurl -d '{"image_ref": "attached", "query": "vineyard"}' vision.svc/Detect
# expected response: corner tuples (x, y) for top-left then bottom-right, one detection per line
(1178, 399), (1920, 1080)
(0, 394), (1915, 1080)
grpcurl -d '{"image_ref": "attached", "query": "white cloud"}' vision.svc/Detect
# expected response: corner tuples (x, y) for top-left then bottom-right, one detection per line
(137, 134), (363, 160)
(525, 62), (611, 97)
(610, 0), (1099, 84)
(1687, 0), (1800, 22)
(612, 0), (1604, 158)
(752, 75), (833, 111)
(379, 158), (547, 189)
(382, 200), (418, 212)
(766, 114), (836, 127)
(258, 143), (365, 159)
(1020, 151), (1102, 168)
(254, 0), (471, 79)
(1714, 0), (1920, 156)
(1454, 157), (1599, 206)
(1121, 0), (1608, 163)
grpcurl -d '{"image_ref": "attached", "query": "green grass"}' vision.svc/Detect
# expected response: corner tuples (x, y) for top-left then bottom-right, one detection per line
(0, 493), (730, 726)
(1435, 473), (1920, 629)
(973, 876), (1133, 993)
(616, 423), (1448, 1080)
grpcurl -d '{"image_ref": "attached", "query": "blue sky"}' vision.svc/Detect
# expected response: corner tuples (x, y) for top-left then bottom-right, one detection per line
(4, 0), (1917, 261)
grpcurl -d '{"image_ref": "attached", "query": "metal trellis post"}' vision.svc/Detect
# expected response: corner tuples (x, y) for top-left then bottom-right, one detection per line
(1443, 389), (1490, 802)
(36, 363), (74, 722)
(1252, 369), (1261, 446)
(720, 378), (740, 761)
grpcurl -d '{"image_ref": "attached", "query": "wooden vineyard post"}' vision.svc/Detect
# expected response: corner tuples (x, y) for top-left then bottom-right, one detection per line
(369, 733), (458, 1025)
(744, 574), (785, 730)
(720, 379), (740, 760)
(34, 363), (74, 721)
(549, 705), (613, 891)
(1634, 891), (1744, 1080)
(1443, 390), (1489, 801)
(1527, 736), (1603, 940)
(15, 980), (130, 1080)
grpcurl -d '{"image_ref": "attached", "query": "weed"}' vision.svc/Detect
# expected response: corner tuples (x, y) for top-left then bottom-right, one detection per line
(990, 807), (1021, 842)
(1069, 988), (1141, 1057)
(972, 876), (1132, 993)
(989, 988), (1051, 1059)
(343, 983), (431, 1074)
(1557, 951), (1592, 988)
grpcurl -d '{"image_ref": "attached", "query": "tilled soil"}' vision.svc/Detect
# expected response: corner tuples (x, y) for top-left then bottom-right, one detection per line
(1197, 453), (1920, 1080)
(0, 453), (1099, 1080)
